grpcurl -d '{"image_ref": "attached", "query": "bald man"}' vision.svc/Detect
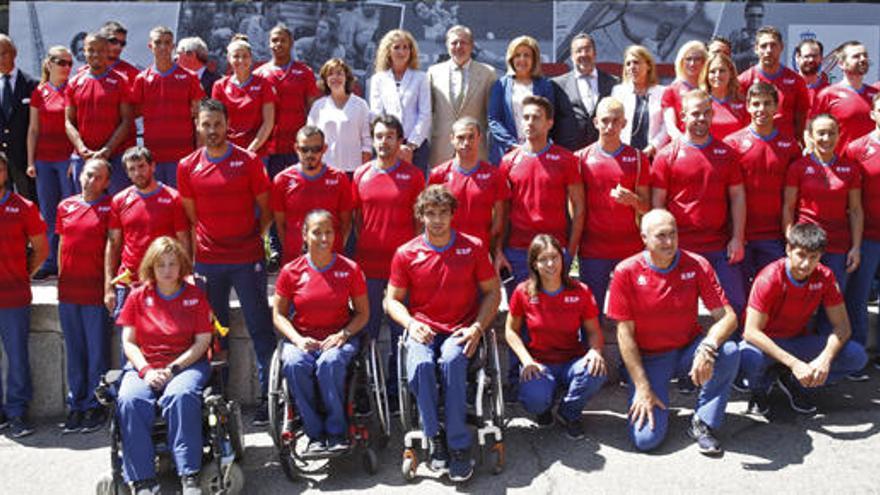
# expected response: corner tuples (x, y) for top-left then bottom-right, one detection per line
(608, 209), (740, 456)
(0, 35), (38, 200)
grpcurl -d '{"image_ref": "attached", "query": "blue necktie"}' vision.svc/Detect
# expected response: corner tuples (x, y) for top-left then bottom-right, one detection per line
(1, 75), (12, 120)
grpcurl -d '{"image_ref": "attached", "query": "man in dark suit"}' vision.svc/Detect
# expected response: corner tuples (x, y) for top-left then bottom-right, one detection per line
(552, 33), (618, 152)
(0, 35), (38, 200)
(176, 36), (220, 95)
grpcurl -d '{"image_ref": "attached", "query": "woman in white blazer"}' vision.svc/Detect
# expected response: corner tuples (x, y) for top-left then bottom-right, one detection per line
(610, 45), (668, 159)
(369, 29), (432, 174)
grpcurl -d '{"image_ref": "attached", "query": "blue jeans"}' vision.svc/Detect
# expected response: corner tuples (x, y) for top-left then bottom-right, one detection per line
(365, 278), (403, 397)
(742, 239), (785, 286)
(518, 355), (607, 422)
(578, 257), (620, 321)
(117, 360), (210, 482)
(0, 306), (32, 418)
(627, 339), (740, 452)
(700, 250), (746, 318)
(281, 338), (359, 441)
(406, 333), (471, 450)
(818, 252), (848, 335)
(194, 261), (275, 394)
(72, 155), (128, 196)
(155, 161), (178, 189)
(738, 336), (867, 392)
(34, 159), (74, 272)
(58, 302), (109, 412)
(846, 239), (880, 346)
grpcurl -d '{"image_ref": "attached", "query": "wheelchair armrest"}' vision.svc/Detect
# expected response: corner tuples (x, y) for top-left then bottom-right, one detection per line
(103, 369), (124, 385)
(94, 369), (124, 407)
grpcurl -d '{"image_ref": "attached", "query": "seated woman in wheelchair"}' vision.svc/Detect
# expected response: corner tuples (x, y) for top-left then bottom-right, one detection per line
(505, 234), (608, 440)
(272, 209), (369, 454)
(115, 236), (214, 495)
(385, 185), (501, 483)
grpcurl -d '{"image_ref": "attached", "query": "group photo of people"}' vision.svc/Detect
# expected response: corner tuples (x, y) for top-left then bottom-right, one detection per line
(1, 1), (880, 493)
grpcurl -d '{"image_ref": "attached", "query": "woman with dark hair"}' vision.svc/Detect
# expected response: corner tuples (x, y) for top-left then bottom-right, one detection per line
(307, 58), (372, 174)
(504, 234), (607, 440)
(273, 209), (369, 453)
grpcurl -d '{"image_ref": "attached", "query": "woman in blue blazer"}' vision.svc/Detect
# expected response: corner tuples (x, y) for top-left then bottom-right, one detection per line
(488, 35), (556, 164)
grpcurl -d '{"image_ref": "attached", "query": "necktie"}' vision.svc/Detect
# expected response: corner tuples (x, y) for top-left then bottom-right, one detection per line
(581, 75), (595, 111)
(1, 75), (12, 120)
(452, 65), (464, 109)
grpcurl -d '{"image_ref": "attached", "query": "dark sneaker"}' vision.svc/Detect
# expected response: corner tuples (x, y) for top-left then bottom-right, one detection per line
(59, 410), (83, 434)
(181, 473), (201, 495)
(873, 355), (880, 371)
(32, 267), (56, 280)
(747, 391), (770, 418)
(428, 434), (449, 472)
(306, 438), (327, 455)
(133, 478), (160, 495)
(677, 376), (697, 394)
(776, 372), (817, 414)
(845, 370), (870, 382)
(8, 416), (34, 438)
(0, 411), (8, 431)
(555, 412), (585, 440)
(535, 410), (554, 428)
(447, 449), (474, 483)
(326, 435), (350, 453)
(80, 407), (107, 433)
(687, 415), (722, 456)
(732, 376), (750, 393)
(252, 397), (269, 427)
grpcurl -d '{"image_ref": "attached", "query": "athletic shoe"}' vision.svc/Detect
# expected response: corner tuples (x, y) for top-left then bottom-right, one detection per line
(8, 417), (34, 438)
(306, 438), (327, 455)
(776, 372), (817, 414)
(447, 449), (474, 483)
(252, 397), (269, 427)
(555, 412), (585, 440)
(60, 410), (83, 434)
(731, 376), (750, 393)
(535, 410), (554, 428)
(326, 435), (350, 453)
(181, 474), (201, 495)
(133, 478), (160, 495)
(677, 376), (697, 394)
(0, 411), (9, 431)
(747, 391), (770, 417)
(687, 415), (722, 456)
(846, 370), (870, 382)
(32, 267), (56, 280)
(81, 407), (107, 433)
(428, 433), (449, 472)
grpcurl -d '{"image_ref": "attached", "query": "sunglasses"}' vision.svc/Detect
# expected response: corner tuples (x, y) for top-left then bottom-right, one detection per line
(297, 145), (323, 154)
(52, 58), (73, 67)
(108, 38), (127, 47)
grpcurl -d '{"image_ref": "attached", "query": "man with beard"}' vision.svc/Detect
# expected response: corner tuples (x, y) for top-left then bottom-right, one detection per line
(811, 41), (878, 153)
(795, 39), (827, 110)
(270, 125), (352, 264)
(177, 99), (276, 426)
(738, 26), (810, 140)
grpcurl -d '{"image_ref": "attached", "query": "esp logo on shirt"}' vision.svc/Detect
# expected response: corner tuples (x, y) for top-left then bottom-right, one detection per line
(681, 271), (696, 281)
(564, 295), (580, 304)
(183, 298), (199, 307)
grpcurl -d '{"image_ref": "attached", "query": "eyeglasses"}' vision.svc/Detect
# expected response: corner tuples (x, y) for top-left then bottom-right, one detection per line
(297, 145), (323, 154)
(51, 58), (73, 67)
(108, 38), (127, 47)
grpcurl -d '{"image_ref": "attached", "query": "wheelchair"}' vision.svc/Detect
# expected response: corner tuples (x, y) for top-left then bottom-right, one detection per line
(93, 360), (246, 495)
(266, 336), (391, 480)
(396, 327), (506, 481)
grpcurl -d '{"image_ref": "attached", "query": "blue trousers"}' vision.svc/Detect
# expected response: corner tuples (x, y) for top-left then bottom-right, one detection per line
(700, 250), (746, 318)
(406, 333), (471, 450)
(845, 239), (880, 347)
(627, 339), (740, 452)
(518, 355), (607, 422)
(365, 278), (403, 396)
(578, 257), (620, 321)
(155, 161), (178, 189)
(738, 336), (867, 393)
(117, 360), (210, 482)
(742, 239), (784, 286)
(817, 252), (848, 335)
(195, 261), (275, 394)
(411, 141), (430, 178)
(72, 155), (128, 196)
(34, 159), (74, 272)
(59, 302), (109, 412)
(0, 306), (32, 418)
(281, 338), (358, 440)
(265, 154), (296, 258)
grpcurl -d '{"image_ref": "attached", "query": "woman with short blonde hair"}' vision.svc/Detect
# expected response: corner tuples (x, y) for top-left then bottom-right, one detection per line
(612, 45), (668, 156)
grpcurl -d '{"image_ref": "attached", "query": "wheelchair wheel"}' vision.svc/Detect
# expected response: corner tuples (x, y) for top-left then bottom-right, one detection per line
(485, 329), (506, 426)
(366, 340), (391, 446)
(362, 447), (379, 475)
(396, 336), (414, 432)
(227, 401), (245, 460)
(95, 471), (126, 495)
(200, 461), (245, 495)
(267, 343), (285, 448)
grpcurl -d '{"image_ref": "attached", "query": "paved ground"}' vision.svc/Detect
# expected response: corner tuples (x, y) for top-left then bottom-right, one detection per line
(3, 367), (880, 495)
